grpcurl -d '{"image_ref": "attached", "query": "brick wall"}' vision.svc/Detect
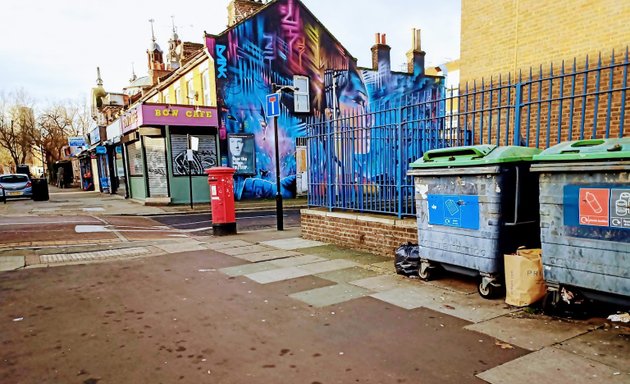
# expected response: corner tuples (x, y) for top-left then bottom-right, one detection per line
(455, 53), (629, 148)
(301, 209), (418, 258)
(460, 0), (630, 85)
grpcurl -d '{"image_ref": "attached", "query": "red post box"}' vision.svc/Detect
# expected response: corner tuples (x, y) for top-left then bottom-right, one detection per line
(206, 167), (237, 236)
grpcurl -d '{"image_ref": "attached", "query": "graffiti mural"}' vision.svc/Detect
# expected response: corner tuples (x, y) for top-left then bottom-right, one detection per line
(170, 134), (218, 176)
(207, 0), (442, 200)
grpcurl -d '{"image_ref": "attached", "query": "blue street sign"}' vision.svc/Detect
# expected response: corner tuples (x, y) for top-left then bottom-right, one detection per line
(266, 93), (280, 117)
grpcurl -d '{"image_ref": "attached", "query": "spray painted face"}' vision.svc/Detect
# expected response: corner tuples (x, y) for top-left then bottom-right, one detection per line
(229, 137), (244, 156)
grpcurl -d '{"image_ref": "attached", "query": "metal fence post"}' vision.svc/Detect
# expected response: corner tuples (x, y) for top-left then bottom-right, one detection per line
(512, 82), (523, 146)
(397, 106), (404, 218)
(326, 119), (334, 211)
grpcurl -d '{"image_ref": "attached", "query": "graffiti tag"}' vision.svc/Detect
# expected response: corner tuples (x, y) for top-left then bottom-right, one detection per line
(216, 44), (228, 79)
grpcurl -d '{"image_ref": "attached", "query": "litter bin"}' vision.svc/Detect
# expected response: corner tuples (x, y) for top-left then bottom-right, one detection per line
(206, 167), (237, 236)
(531, 138), (630, 307)
(31, 178), (49, 201)
(408, 145), (542, 298)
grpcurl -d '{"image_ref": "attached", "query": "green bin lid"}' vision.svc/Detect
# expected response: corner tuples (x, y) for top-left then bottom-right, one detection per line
(409, 145), (542, 168)
(532, 138), (630, 161)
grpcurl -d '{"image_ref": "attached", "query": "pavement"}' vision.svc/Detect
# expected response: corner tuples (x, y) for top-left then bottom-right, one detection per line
(0, 185), (308, 217)
(1, 186), (629, 383)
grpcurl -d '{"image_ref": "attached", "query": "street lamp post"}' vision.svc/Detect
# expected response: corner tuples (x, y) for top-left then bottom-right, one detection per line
(273, 110), (283, 230)
(270, 83), (299, 231)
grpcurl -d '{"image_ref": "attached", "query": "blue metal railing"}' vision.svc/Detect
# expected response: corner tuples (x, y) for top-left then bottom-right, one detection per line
(306, 48), (629, 217)
(306, 88), (469, 217)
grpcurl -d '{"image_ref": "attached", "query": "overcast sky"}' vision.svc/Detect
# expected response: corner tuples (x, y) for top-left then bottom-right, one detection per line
(0, 0), (460, 106)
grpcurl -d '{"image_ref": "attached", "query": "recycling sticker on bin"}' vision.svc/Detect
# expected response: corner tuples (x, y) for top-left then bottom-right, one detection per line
(564, 185), (630, 235)
(427, 194), (480, 230)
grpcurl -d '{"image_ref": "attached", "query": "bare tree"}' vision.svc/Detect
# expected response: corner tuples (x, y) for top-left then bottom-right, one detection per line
(37, 99), (92, 177)
(0, 90), (37, 169)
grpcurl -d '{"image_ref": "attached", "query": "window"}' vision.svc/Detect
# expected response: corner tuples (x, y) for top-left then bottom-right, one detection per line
(164, 92), (170, 104)
(127, 141), (143, 176)
(0, 175), (29, 183)
(202, 71), (211, 105)
(186, 79), (195, 105)
(174, 85), (181, 104)
(293, 75), (310, 113)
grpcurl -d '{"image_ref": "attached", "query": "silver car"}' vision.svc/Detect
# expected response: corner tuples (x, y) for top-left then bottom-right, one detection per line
(0, 174), (33, 199)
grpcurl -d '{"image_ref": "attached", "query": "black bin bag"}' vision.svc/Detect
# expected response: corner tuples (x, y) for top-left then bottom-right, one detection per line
(394, 243), (420, 276)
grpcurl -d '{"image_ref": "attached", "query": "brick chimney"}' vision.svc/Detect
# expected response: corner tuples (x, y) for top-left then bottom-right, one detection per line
(406, 28), (426, 76)
(371, 33), (391, 74)
(228, 0), (265, 27)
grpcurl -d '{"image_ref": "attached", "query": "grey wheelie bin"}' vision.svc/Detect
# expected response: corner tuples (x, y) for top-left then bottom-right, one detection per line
(408, 145), (542, 299)
(531, 138), (630, 308)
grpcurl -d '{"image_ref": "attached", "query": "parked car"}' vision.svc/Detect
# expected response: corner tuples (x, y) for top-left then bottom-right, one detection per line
(0, 174), (33, 199)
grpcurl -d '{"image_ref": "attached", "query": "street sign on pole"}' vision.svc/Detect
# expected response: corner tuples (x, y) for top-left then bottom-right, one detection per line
(266, 93), (280, 117)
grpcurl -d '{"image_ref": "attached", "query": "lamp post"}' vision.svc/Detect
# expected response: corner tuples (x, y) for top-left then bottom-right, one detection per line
(271, 84), (298, 231)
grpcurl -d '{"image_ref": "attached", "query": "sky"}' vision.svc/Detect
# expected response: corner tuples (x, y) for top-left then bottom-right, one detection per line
(0, 0), (460, 106)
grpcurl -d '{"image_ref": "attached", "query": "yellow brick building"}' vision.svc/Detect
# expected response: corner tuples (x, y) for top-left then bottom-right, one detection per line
(460, 0), (630, 84)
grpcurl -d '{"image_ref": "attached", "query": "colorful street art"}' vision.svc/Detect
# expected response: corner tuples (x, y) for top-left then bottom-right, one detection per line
(206, 0), (443, 200)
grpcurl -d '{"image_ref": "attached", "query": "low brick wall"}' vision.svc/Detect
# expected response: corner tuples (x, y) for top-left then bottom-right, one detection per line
(300, 209), (418, 258)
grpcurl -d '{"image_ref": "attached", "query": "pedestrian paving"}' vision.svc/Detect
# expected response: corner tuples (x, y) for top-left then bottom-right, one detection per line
(40, 246), (151, 264)
(203, 234), (629, 383)
(477, 347), (627, 384)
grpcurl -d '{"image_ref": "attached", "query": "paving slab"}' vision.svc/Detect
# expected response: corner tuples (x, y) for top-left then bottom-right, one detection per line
(315, 266), (379, 284)
(0, 256), (25, 271)
(350, 274), (418, 292)
(299, 244), (388, 265)
(371, 284), (517, 322)
(267, 254), (327, 267)
(219, 244), (273, 256)
(366, 261), (397, 274)
(427, 275), (478, 295)
(477, 347), (629, 384)
(259, 237), (327, 250)
(154, 241), (206, 254)
(245, 266), (312, 284)
(556, 326), (630, 374)
(289, 283), (372, 307)
(465, 313), (600, 351)
(370, 286), (434, 310)
(205, 240), (253, 250)
(297, 259), (359, 274)
(233, 249), (302, 262)
(219, 262), (279, 277)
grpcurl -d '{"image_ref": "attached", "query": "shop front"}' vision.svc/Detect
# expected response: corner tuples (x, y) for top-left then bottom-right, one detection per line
(105, 119), (127, 197)
(86, 126), (110, 193)
(121, 103), (219, 205)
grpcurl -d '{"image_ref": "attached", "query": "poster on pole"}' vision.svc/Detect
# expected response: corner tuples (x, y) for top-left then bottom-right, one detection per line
(228, 133), (256, 175)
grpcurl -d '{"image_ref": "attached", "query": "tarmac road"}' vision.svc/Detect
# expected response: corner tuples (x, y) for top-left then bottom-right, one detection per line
(150, 209), (302, 233)
(0, 248), (527, 384)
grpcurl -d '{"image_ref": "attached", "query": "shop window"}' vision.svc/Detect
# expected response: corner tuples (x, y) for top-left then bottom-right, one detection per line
(127, 141), (143, 176)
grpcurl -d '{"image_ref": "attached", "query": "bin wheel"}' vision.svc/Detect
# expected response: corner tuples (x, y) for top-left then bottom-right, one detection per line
(542, 290), (561, 315)
(478, 281), (503, 300)
(418, 267), (435, 281)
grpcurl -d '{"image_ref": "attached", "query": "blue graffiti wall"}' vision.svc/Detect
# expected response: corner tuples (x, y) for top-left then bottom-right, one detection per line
(206, 0), (443, 200)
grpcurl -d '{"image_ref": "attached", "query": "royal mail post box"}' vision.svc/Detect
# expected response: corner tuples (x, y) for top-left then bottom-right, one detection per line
(206, 167), (237, 236)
